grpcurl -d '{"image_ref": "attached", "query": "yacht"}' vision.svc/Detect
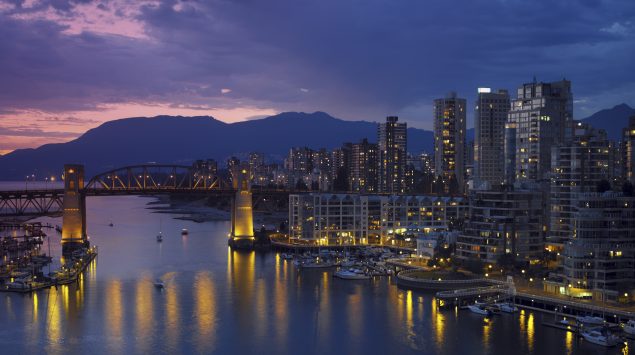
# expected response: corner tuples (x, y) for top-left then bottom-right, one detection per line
(108, 221), (114, 227)
(181, 228), (189, 236)
(300, 259), (335, 269)
(467, 304), (492, 317)
(334, 269), (371, 280)
(339, 258), (356, 267)
(581, 328), (621, 347)
(156, 233), (163, 242)
(280, 253), (294, 260)
(623, 320), (635, 335)
(577, 315), (605, 325)
(495, 303), (519, 313)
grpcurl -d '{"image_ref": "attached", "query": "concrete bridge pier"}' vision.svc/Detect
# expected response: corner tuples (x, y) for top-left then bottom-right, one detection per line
(228, 163), (255, 249)
(62, 164), (88, 255)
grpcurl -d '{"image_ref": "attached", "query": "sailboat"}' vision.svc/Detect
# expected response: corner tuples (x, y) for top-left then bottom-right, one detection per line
(157, 218), (164, 242)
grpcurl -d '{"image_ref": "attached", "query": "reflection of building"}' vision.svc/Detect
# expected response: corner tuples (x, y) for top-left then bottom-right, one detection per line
(474, 88), (509, 188)
(378, 116), (407, 193)
(288, 193), (467, 245)
(549, 122), (609, 245)
(507, 79), (572, 182)
(434, 92), (466, 193)
(456, 188), (544, 264)
(554, 193), (635, 302)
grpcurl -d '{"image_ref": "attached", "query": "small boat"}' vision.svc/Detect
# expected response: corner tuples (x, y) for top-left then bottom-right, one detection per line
(334, 269), (370, 280)
(154, 280), (165, 289)
(581, 328), (621, 347)
(280, 253), (294, 260)
(467, 304), (492, 317)
(300, 259), (335, 269)
(496, 302), (518, 313)
(623, 320), (635, 335)
(181, 228), (188, 236)
(577, 315), (605, 325)
(156, 233), (163, 242)
(339, 258), (355, 267)
(108, 221), (114, 227)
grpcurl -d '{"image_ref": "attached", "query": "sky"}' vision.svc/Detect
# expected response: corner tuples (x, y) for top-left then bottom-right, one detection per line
(1, 0), (634, 154)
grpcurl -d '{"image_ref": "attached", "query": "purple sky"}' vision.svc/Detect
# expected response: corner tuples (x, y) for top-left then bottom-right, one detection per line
(1, 0), (634, 154)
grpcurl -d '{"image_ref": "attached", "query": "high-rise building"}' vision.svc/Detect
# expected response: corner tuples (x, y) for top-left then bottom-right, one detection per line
(507, 79), (573, 182)
(622, 116), (635, 184)
(554, 192), (635, 302)
(549, 122), (610, 244)
(332, 143), (352, 191)
(474, 88), (510, 188)
(350, 139), (378, 193)
(378, 116), (407, 193)
(434, 92), (466, 193)
(248, 152), (265, 171)
(456, 188), (544, 263)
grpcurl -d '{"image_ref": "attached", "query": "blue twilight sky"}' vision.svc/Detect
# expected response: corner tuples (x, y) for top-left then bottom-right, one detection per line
(0, 0), (634, 153)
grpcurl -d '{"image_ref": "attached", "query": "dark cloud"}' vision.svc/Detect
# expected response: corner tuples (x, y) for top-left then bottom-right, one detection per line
(0, 0), (634, 129)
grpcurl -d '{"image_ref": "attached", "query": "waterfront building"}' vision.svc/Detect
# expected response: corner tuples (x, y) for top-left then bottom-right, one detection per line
(288, 193), (467, 245)
(474, 88), (510, 189)
(554, 192), (635, 302)
(434, 92), (466, 194)
(506, 79), (573, 182)
(378, 116), (407, 193)
(549, 122), (610, 245)
(623, 116), (635, 184)
(455, 188), (544, 264)
(350, 139), (378, 193)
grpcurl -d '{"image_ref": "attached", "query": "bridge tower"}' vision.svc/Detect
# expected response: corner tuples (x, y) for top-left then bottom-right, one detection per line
(229, 163), (255, 249)
(62, 164), (88, 254)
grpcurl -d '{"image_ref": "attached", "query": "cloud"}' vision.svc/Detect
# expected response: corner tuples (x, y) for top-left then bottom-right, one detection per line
(0, 0), (633, 141)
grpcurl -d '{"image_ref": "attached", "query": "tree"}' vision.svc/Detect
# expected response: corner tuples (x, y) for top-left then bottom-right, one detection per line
(295, 178), (308, 191)
(596, 179), (611, 193)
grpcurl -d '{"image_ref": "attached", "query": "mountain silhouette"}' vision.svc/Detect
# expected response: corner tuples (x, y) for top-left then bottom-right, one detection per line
(582, 103), (635, 140)
(0, 112), (433, 180)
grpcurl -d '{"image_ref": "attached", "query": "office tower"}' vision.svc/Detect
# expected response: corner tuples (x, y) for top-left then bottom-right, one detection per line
(549, 122), (609, 244)
(378, 116), (407, 193)
(507, 79), (573, 182)
(350, 139), (378, 193)
(474, 88), (510, 188)
(456, 189), (544, 263)
(434, 92), (466, 193)
(623, 116), (635, 184)
(504, 123), (517, 184)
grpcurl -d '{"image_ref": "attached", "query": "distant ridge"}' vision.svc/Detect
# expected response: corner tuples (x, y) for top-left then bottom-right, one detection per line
(0, 112), (433, 180)
(582, 103), (635, 140)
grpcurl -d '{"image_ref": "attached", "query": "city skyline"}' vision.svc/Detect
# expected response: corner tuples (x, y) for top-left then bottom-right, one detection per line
(1, 0), (635, 153)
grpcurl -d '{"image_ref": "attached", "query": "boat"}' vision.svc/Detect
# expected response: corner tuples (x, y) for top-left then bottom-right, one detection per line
(339, 258), (355, 267)
(156, 233), (163, 242)
(154, 280), (165, 289)
(467, 304), (493, 316)
(581, 328), (621, 347)
(108, 221), (114, 227)
(280, 253), (294, 260)
(181, 228), (188, 236)
(623, 320), (635, 335)
(300, 259), (335, 269)
(577, 315), (605, 325)
(334, 269), (371, 280)
(495, 302), (518, 313)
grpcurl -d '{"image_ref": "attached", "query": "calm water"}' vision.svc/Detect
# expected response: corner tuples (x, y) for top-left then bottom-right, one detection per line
(0, 194), (625, 354)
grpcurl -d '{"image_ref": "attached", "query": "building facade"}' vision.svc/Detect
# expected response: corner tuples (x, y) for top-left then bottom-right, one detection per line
(474, 88), (510, 188)
(434, 92), (466, 193)
(506, 79), (573, 182)
(350, 138), (378, 193)
(378, 116), (407, 193)
(456, 188), (544, 264)
(623, 116), (635, 184)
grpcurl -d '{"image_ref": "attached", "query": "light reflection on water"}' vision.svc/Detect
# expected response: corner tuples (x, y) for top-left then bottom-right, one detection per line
(0, 195), (621, 354)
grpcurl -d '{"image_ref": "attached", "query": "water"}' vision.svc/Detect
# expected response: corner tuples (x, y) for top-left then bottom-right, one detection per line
(0, 194), (626, 354)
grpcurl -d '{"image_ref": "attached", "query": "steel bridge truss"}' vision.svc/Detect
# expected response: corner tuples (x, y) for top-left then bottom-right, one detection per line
(84, 164), (230, 194)
(0, 190), (64, 216)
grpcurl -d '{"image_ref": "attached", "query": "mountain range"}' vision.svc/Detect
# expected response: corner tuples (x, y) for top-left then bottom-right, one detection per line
(0, 104), (632, 180)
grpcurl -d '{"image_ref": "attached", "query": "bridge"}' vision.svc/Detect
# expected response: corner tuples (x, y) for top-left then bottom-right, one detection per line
(0, 164), (286, 252)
